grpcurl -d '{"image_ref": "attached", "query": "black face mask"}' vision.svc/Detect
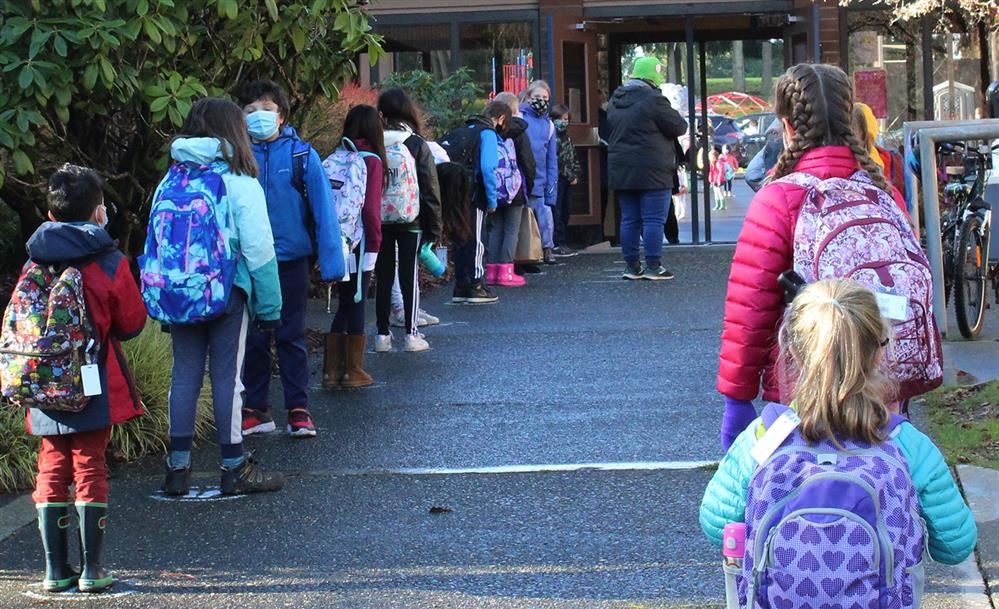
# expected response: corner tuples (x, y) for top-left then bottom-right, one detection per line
(529, 97), (550, 115)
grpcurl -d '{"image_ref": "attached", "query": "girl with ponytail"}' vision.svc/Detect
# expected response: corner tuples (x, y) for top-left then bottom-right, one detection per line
(716, 63), (911, 450)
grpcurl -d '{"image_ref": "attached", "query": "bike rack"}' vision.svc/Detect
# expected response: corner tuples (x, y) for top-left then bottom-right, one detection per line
(902, 119), (999, 339)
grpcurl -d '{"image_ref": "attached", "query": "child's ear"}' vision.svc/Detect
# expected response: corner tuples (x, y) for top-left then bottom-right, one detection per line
(47, 211), (56, 222)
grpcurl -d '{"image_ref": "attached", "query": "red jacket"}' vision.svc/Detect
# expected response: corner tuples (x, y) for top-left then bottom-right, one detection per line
(23, 222), (146, 436)
(717, 146), (906, 402)
(354, 138), (384, 254)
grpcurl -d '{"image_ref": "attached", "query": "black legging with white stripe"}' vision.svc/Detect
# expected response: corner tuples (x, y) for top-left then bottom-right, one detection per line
(376, 225), (421, 336)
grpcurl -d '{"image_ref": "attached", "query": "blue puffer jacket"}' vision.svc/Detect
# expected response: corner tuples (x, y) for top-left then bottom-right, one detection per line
(700, 416), (978, 566)
(251, 126), (345, 281)
(519, 104), (558, 207)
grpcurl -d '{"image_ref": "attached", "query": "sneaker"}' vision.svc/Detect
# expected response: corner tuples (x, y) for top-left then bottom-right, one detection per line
(220, 453), (285, 495)
(543, 248), (557, 265)
(417, 309), (440, 326)
(622, 262), (645, 280)
(374, 334), (392, 352)
(242, 408), (276, 436)
(553, 246), (578, 258)
(286, 408), (317, 438)
(389, 310), (406, 327)
(452, 284), (470, 303)
(162, 463), (192, 496)
(515, 263), (543, 275)
(466, 281), (499, 305)
(404, 333), (430, 352)
(644, 265), (675, 281)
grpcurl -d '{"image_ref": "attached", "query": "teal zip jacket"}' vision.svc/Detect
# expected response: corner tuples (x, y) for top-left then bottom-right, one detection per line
(700, 417), (978, 566)
(156, 137), (282, 322)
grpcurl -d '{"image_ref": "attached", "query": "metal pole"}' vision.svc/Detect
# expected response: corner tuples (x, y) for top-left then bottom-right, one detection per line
(919, 133), (946, 338)
(903, 123), (921, 235)
(686, 18), (699, 244)
(700, 40), (712, 242)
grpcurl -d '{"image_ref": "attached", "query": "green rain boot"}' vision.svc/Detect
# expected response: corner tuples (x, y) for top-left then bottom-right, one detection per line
(36, 503), (79, 592)
(76, 503), (114, 593)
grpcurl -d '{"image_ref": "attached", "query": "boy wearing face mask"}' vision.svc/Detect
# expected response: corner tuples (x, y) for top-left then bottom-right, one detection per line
(550, 103), (580, 258)
(519, 81), (559, 266)
(238, 80), (345, 439)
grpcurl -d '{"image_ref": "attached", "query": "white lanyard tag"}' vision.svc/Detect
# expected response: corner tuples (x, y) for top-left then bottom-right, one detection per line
(875, 292), (908, 321)
(81, 364), (102, 397)
(750, 410), (801, 465)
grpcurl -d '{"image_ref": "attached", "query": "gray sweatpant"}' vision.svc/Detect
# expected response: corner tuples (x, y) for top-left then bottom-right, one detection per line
(168, 291), (249, 458)
(485, 204), (524, 264)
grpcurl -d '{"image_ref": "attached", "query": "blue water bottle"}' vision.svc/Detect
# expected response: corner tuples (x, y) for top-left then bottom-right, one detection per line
(418, 242), (445, 277)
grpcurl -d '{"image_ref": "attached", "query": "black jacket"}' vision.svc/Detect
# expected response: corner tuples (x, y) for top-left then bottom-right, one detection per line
(606, 80), (687, 191)
(504, 116), (536, 207)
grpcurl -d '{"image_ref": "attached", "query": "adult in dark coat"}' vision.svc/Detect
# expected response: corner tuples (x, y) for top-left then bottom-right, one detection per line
(607, 56), (687, 280)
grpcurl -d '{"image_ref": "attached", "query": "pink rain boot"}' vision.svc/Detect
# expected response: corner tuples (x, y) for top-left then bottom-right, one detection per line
(485, 264), (499, 286)
(496, 263), (526, 287)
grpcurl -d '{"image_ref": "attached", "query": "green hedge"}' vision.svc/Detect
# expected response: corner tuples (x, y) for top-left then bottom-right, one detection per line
(0, 322), (214, 494)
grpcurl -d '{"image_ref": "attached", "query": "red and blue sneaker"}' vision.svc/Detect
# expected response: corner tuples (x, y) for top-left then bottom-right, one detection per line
(242, 408), (276, 436)
(287, 408), (317, 438)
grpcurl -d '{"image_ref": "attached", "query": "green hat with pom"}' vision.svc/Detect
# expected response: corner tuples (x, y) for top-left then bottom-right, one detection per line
(631, 56), (664, 87)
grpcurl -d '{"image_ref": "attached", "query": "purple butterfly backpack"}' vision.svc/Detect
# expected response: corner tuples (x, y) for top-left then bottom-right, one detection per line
(742, 403), (928, 609)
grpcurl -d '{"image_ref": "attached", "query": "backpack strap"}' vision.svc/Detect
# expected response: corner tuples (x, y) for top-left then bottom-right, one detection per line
(760, 402), (792, 429)
(291, 140), (311, 203)
(341, 137), (359, 153)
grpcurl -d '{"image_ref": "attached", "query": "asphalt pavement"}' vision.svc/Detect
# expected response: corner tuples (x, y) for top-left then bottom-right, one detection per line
(0, 249), (991, 607)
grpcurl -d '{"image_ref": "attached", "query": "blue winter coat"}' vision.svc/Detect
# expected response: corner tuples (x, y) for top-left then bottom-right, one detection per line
(519, 104), (558, 207)
(251, 126), (345, 281)
(700, 416), (978, 566)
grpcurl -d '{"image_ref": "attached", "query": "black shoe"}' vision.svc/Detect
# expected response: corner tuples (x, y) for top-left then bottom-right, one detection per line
(452, 284), (471, 303)
(37, 504), (79, 593)
(162, 462), (192, 496)
(553, 246), (578, 258)
(77, 504), (113, 593)
(220, 454), (285, 495)
(516, 263), (543, 274)
(466, 281), (499, 305)
(622, 262), (645, 280)
(644, 264), (675, 281)
(543, 248), (557, 265)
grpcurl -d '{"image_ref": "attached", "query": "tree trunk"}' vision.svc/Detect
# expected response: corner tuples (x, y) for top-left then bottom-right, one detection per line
(733, 41), (746, 92)
(762, 41), (774, 98)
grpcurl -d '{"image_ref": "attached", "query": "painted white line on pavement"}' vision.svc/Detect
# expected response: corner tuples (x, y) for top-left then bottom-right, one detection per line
(320, 460), (718, 477)
(0, 495), (35, 543)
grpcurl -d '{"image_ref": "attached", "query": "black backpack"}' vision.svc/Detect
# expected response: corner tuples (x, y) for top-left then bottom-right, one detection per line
(440, 122), (488, 178)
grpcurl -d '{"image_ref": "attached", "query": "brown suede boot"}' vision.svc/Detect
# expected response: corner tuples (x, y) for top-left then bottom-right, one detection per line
(322, 333), (346, 389)
(341, 335), (374, 388)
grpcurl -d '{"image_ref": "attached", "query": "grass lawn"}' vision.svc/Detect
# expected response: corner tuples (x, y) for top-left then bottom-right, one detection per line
(922, 381), (999, 469)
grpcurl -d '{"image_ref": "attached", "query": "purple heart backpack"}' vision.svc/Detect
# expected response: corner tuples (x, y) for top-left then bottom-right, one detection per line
(741, 403), (928, 609)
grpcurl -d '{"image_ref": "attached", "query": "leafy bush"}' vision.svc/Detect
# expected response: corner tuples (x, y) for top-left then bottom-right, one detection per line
(383, 68), (484, 139)
(299, 82), (381, 157)
(0, 322), (214, 493)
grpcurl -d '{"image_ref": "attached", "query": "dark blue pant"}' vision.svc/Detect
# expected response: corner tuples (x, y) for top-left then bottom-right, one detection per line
(554, 177), (573, 247)
(453, 208), (485, 285)
(244, 257), (310, 412)
(618, 189), (671, 266)
(331, 249), (371, 335)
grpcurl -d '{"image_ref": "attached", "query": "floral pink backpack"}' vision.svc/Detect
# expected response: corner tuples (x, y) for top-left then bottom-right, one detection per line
(779, 170), (943, 400)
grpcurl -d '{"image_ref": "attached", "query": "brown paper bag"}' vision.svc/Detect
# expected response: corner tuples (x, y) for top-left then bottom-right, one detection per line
(515, 208), (543, 263)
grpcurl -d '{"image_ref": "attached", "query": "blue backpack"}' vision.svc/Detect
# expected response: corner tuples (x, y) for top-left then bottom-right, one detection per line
(139, 162), (237, 324)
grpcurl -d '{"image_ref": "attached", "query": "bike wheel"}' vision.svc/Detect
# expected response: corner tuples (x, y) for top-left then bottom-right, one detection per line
(954, 215), (987, 339)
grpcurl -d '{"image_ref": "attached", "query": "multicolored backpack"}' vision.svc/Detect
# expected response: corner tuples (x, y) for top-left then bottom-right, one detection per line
(1, 263), (97, 412)
(138, 161), (236, 325)
(741, 403), (927, 609)
(496, 138), (523, 207)
(781, 170), (943, 399)
(382, 141), (420, 223)
(322, 138), (379, 251)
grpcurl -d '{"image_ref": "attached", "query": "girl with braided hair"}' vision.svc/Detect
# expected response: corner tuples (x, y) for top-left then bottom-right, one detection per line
(716, 63), (912, 451)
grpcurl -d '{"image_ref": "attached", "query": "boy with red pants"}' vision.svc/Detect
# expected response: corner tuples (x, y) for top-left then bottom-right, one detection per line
(20, 165), (146, 593)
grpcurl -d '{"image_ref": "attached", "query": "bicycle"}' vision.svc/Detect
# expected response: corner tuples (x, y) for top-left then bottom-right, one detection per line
(937, 141), (996, 339)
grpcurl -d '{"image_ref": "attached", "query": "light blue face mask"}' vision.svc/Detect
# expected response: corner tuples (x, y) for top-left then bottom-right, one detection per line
(246, 110), (280, 141)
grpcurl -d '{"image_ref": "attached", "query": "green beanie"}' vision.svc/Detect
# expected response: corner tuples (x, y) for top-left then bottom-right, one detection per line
(631, 56), (664, 87)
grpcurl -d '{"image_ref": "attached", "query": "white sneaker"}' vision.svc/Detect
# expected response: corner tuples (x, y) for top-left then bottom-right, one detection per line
(417, 309), (440, 326)
(403, 334), (430, 352)
(389, 312), (406, 327)
(374, 334), (393, 352)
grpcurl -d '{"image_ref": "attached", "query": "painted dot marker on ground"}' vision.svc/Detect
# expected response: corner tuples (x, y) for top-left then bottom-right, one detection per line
(149, 487), (244, 503)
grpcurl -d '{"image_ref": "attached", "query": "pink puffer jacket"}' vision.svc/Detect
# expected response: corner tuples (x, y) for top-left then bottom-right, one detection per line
(716, 145), (906, 401)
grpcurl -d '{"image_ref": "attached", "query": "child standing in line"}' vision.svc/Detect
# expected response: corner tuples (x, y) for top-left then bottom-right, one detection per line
(4, 165), (146, 593)
(709, 148), (726, 210)
(143, 98), (285, 496)
(701, 279), (976, 607)
(322, 105), (385, 389)
(719, 144), (738, 198)
(238, 80), (345, 439)
(550, 103), (581, 258)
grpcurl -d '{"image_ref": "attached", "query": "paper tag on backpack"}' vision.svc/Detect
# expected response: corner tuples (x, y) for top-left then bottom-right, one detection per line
(875, 291), (908, 321)
(751, 411), (801, 465)
(81, 364), (102, 397)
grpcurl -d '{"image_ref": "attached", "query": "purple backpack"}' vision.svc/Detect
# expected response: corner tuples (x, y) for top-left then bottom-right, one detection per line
(742, 403), (927, 609)
(496, 138), (523, 207)
(779, 170), (943, 400)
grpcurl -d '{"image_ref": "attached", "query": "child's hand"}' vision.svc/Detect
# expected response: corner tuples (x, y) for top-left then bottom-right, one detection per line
(570, 178), (578, 186)
(721, 397), (757, 450)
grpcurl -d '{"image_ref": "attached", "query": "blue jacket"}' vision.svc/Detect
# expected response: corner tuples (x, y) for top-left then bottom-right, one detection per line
(700, 416), (978, 566)
(251, 126), (345, 281)
(520, 104), (558, 207)
(477, 120), (500, 211)
(159, 137), (282, 322)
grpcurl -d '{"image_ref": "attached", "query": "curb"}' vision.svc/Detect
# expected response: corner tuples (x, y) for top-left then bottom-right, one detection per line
(955, 464), (998, 608)
(0, 494), (34, 544)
